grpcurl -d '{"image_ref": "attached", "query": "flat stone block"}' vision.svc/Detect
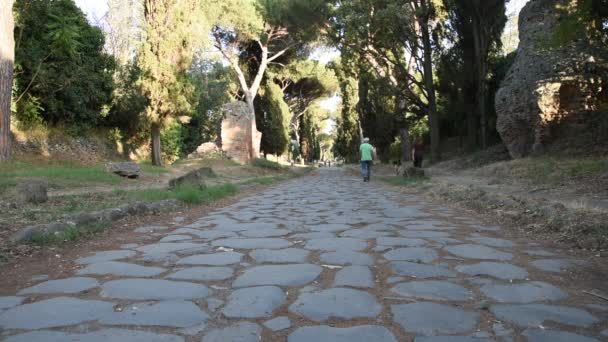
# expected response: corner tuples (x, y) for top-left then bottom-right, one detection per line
(100, 300), (208, 328)
(392, 281), (475, 301)
(250, 248), (310, 263)
(77, 261), (165, 277)
(445, 244), (513, 261)
(0, 297), (114, 330)
(490, 304), (598, 327)
(289, 288), (382, 321)
(166, 267), (234, 281)
(391, 302), (479, 336)
(480, 281), (567, 303)
(288, 325), (397, 342)
(18, 277), (99, 295)
(335, 266), (374, 288)
(264, 316), (292, 331)
(4, 329), (184, 342)
(202, 322), (261, 342)
(390, 262), (456, 278)
(377, 237), (427, 247)
(305, 238), (368, 251)
(223, 286), (286, 318)
(233, 264), (322, 288)
(212, 238), (292, 249)
(101, 279), (209, 300)
(320, 250), (374, 266)
(522, 329), (600, 342)
(384, 248), (438, 263)
(0, 297), (23, 310)
(76, 250), (136, 264)
(177, 252), (243, 266)
(455, 262), (528, 280)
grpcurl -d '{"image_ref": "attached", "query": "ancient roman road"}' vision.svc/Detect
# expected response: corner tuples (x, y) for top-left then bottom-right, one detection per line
(0, 168), (606, 341)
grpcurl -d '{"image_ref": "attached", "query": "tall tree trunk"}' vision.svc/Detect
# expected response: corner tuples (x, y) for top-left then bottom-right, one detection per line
(472, 15), (488, 149)
(0, 0), (15, 162)
(466, 94), (477, 150)
(419, 0), (440, 162)
(400, 127), (411, 162)
(151, 122), (162, 166)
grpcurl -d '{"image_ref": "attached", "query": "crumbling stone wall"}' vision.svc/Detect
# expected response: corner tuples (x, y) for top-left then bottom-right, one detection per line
(220, 102), (262, 164)
(495, 0), (607, 158)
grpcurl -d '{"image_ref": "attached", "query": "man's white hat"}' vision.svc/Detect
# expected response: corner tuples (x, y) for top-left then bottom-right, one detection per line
(363, 137), (370, 143)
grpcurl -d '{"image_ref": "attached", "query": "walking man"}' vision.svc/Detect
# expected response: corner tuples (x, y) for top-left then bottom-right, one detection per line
(360, 137), (374, 182)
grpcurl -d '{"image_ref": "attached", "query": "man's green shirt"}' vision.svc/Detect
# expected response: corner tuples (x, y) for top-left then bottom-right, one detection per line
(360, 143), (373, 161)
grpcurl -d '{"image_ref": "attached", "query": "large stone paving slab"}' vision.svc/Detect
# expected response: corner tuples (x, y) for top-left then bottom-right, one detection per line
(0, 297), (114, 329)
(480, 281), (567, 303)
(4, 329), (184, 342)
(304, 238), (368, 251)
(264, 316), (292, 331)
(384, 247), (438, 263)
(444, 244), (513, 261)
(166, 267), (234, 281)
(289, 288), (382, 321)
(17, 277), (99, 295)
(77, 261), (166, 277)
(288, 325), (397, 342)
(334, 266), (374, 288)
(239, 228), (289, 238)
(177, 252), (243, 266)
(522, 329), (600, 342)
(212, 238), (292, 249)
(320, 250), (374, 266)
(456, 262), (528, 280)
(531, 259), (584, 273)
(308, 224), (352, 232)
(415, 337), (493, 342)
(392, 281), (475, 301)
(390, 261), (456, 278)
(202, 322), (261, 342)
(233, 264), (322, 287)
(100, 301), (208, 327)
(250, 248), (310, 263)
(0, 297), (23, 310)
(101, 279), (209, 300)
(391, 302), (479, 335)
(377, 237), (427, 247)
(222, 286), (286, 318)
(490, 304), (598, 327)
(76, 250), (136, 264)
(136, 242), (203, 255)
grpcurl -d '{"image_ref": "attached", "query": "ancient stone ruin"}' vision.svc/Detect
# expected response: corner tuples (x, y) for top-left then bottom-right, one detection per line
(187, 142), (221, 159)
(219, 102), (262, 164)
(495, 0), (607, 158)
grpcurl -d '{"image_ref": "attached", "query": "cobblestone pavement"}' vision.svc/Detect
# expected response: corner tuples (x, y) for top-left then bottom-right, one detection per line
(1, 169), (607, 341)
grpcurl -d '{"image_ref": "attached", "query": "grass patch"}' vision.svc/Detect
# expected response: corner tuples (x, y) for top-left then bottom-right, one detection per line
(132, 183), (238, 205)
(252, 158), (284, 170)
(487, 157), (608, 187)
(0, 160), (122, 191)
(138, 161), (171, 175)
(31, 221), (112, 246)
(381, 176), (430, 186)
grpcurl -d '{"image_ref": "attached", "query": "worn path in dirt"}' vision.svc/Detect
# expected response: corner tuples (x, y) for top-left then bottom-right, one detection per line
(1, 168), (607, 341)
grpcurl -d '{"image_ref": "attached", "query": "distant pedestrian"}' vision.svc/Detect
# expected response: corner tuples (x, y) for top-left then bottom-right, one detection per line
(360, 137), (374, 182)
(412, 139), (424, 168)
